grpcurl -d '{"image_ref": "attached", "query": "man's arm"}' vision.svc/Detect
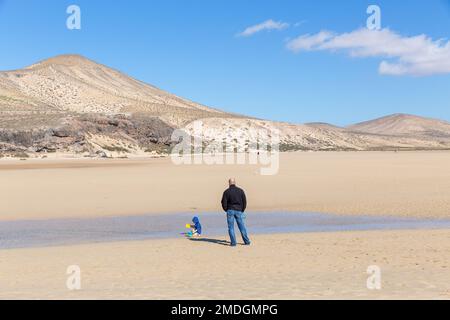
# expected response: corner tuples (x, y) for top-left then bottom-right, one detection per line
(221, 191), (228, 212)
(241, 190), (247, 213)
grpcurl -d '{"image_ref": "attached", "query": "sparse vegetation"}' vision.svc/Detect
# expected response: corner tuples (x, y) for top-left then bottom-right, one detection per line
(12, 152), (29, 158)
(101, 145), (129, 153)
(145, 144), (170, 154)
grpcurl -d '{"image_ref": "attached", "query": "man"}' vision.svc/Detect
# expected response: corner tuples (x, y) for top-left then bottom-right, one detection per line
(221, 178), (251, 247)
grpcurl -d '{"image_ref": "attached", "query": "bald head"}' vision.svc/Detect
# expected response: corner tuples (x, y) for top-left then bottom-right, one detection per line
(228, 178), (236, 186)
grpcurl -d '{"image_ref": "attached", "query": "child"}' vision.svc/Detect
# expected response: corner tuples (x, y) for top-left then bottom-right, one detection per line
(188, 216), (202, 237)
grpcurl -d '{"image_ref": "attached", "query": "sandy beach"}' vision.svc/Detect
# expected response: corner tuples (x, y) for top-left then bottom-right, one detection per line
(1, 151), (450, 300)
(1, 151), (450, 221)
(0, 229), (449, 300)
(2, 0), (450, 302)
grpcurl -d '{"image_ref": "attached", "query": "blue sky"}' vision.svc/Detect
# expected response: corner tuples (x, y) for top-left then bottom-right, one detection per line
(0, 0), (449, 125)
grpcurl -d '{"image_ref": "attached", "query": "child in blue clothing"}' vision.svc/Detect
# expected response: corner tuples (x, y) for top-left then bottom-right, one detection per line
(189, 216), (202, 237)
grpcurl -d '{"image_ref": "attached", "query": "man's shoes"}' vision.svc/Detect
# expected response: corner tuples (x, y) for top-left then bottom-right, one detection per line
(230, 244), (237, 247)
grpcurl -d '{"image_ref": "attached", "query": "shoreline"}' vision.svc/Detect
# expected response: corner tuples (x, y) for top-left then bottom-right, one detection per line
(1, 211), (450, 250)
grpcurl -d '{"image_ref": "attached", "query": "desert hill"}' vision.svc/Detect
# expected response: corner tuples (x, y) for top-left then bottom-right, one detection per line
(1, 55), (450, 158)
(348, 113), (450, 138)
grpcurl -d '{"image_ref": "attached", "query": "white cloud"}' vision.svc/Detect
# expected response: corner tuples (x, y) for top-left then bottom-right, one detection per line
(286, 31), (334, 51)
(238, 19), (289, 37)
(286, 28), (450, 76)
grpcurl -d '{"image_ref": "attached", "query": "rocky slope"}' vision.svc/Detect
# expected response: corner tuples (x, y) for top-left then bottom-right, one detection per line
(182, 117), (450, 153)
(0, 55), (230, 158)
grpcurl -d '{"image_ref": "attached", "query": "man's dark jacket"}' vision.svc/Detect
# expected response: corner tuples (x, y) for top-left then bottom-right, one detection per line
(221, 185), (247, 213)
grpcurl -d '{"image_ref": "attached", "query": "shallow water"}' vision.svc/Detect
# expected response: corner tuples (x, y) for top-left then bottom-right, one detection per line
(1, 212), (450, 250)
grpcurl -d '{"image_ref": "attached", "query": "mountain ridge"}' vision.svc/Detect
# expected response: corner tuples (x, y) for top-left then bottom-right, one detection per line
(0, 54), (229, 126)
(1, 55), (450, 158)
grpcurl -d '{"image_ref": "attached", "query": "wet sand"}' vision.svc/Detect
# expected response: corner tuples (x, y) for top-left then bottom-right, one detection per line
(0, 229), (449, 300)
(1, 211), (450, 250)
(1, 151), (450, 221)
